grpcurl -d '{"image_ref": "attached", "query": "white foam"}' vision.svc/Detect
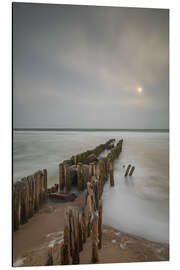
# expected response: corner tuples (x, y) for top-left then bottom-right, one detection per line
(13, 257), (26, 267)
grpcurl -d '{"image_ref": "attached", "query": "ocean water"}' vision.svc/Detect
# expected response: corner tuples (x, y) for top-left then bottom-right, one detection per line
(13, 130), (169, 244)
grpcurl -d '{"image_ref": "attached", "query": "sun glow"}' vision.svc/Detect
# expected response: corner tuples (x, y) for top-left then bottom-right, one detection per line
(137, 86), (143, 94)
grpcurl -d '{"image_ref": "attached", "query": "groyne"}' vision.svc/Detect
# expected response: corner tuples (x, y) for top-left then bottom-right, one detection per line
(13, 139), (116, 231)
(13, 138), (123, 265)
(50, 139), (123, 265)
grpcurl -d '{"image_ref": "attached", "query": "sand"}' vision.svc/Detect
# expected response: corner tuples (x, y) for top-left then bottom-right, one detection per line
(13, 198), (169, 267)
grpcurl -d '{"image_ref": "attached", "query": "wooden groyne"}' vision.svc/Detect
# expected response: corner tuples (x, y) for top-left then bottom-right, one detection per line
(13, 138), (124, 265)
(13, 169), (47, 231)
(58, 139), (118, 192)
(13, 139), (118, 232)
(54, 139), (123, 265)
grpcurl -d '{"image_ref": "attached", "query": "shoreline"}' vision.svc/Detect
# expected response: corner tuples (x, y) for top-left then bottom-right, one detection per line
(13, 138), (169, 266)
(13, 200), (169, 266)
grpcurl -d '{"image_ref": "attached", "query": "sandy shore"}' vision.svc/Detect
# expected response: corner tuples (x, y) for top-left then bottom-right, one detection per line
(13, 199), (169, 267)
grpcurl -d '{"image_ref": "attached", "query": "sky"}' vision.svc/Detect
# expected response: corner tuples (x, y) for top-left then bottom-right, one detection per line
(13, 3), (169, 129)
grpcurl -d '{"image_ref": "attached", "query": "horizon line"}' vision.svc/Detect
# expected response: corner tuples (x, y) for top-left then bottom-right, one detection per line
(13, 128), (169, 132)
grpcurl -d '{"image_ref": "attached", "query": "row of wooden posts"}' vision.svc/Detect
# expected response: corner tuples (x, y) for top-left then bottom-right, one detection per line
(13, 139), (117, 232)
(55, 139), (124, 265)
(13, 139), (124, 264)
(13, 169), (47, 231)
(58, 139), (123, 192)
(59, 179), (103, 265)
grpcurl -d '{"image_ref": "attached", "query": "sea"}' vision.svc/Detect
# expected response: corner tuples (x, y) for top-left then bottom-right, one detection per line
(13, 130), (169, 244)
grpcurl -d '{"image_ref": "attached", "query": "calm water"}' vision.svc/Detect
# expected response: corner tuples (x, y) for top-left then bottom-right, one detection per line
(13, 131), (169, 243)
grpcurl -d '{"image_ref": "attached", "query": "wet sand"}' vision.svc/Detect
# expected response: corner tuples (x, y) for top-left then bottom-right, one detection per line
(13, 199), (169, 266)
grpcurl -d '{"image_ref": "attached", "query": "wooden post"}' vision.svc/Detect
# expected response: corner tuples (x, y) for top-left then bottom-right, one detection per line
(129, 166), (135, 176)
(64, 164), (71, 191)
(61, 209), (70, 265)
(91, 212), (99, 263)
(34, 172), (39, 211)
(98, 200), (102, 249)
(23, 178), (29, 222)
(93, 163), (96, 178)
(77, 163), (84, 191)
(27, 175), (34, 218)
(93, 179), (99, 211)
(109, 162), (114, 186)
(20, 178), (28, 224)
(32, 175), (36, 213)
(72, 208), (80, 264)
(82, 210), (87, 243)
(46, 247), (53, 265)
(98, 160), (104, 196)
(13, 183), (21, 231)
(125, 164), (131, 177)
(89, 163), (94, 181)
(59, 163), (64, 192)
(43, 169), (47, 200)
(78, 212), (83, 252)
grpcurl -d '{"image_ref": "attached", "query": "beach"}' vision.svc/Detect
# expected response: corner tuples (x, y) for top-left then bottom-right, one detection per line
(13, 131), (169, 266)
(13, 199), (169, 266)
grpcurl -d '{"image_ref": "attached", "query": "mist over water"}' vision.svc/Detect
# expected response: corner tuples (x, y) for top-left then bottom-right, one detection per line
(13, 131), (169, 244)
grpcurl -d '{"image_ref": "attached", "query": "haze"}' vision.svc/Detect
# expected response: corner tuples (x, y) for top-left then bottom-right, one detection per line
(13, 3), (169, 129)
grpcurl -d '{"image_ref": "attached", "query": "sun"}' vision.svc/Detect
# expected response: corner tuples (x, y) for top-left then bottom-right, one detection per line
(137, 86), (143, 94)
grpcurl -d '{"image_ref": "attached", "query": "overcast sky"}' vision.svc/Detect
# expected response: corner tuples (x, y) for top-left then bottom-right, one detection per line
(13, 3), (169, 129)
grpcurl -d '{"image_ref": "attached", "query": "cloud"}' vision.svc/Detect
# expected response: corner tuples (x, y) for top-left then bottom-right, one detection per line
(13, 4), (169, 129)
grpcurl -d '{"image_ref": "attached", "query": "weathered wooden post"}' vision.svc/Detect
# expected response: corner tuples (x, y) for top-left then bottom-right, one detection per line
(34, 172), (39, 211)
(46, 247), (53, 265)
(82, 209), (87, 244)
(77, 163), (84, 191)
(20, 178), (29, 224)
(72, 208), (80, 264)
(93, 179), (99, 211)
(125, 164), (131, 177)
(64, 164), (71, 191)
(129, 166), (135, 176)
(98, 199), (102, 249)
(27, 175), (33, 218)
(91, 212), (99, 263)
(86, 184), (93, 237)
(13, 183), (21, 231)
(89, 163), (94, 181)
(93, 163), (96, 178)
(59, 163), (65, 192)
(61, 209), (70, 265)
(109, 161), (114, 186)
(98, 160), (104, 196)
(32, 175), (35, 214)
(43, 169), (47, 200)
(78, 212), (83, 252)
